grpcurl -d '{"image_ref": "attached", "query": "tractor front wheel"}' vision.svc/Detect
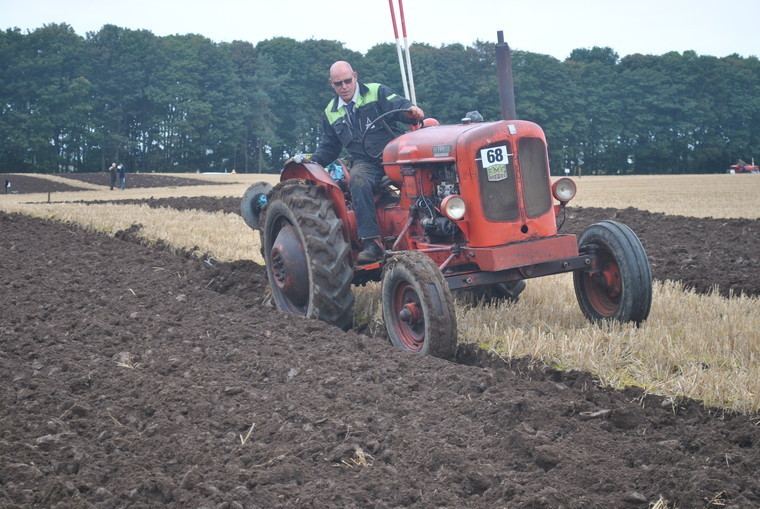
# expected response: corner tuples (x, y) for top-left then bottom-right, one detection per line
(574, 220), (652, 325)
(381, 251), (457, 358)
(261, 182), (354, 330)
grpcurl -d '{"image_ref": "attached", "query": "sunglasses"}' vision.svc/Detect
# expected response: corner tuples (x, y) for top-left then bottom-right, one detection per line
(331, 77), (354, 87)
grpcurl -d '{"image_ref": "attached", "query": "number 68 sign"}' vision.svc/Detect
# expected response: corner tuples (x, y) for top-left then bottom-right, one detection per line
(480, 145), (512, 182)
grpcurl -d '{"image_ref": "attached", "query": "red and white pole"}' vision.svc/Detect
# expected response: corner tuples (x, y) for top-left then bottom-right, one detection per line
(388, 0), (416, 104)
(397, 0), (417, 105)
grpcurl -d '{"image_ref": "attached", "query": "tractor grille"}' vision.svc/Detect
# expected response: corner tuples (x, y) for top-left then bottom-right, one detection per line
(518, 137), (552, 218)
(476, 141), (519, 221)
(476, 137), (551, 221)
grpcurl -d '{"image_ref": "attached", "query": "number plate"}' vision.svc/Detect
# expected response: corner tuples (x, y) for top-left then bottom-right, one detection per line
(480, 145), (512, 182)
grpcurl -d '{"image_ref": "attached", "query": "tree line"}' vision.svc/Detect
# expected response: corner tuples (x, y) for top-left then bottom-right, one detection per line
(1, 23), (758, 175)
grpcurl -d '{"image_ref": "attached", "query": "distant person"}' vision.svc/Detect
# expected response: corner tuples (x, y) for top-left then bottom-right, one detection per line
(4, 179), (9, 194)
(108, 163), (117, 190)
(117, 163), (127, 190)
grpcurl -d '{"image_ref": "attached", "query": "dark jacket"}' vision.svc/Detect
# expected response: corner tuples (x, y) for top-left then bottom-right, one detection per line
(312, 82), (414, 166)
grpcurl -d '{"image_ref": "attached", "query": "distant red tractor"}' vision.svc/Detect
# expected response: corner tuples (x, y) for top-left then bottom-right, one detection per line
(241, 33), (652, 358)
(728, 159), (759, 174)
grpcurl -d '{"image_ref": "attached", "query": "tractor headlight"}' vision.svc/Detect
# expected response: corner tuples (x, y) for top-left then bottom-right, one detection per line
(441, 195), (466, 220)
(552, 178), (577, 203)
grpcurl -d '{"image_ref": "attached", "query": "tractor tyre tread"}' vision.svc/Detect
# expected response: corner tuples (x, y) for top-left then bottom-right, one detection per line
(261, 182), (354, 330)
(574, 220), (652, 325)
(381, 251), (457, 359)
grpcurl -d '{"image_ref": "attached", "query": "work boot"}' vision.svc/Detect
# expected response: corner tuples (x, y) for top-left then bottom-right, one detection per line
(357, 238), (384, 264)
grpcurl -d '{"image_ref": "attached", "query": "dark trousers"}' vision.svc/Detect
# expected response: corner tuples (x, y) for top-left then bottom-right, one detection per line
(349, 160), (385, 240)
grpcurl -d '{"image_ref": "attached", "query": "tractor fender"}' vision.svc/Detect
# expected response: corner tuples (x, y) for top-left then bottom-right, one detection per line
(280, 161), (355, 245)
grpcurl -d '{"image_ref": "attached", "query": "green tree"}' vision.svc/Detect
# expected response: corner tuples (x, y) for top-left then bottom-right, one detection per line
(86, 24), (133, 171)
(8, 24), (92, 172)
(3, 25), (760, 175)
(564, 47), (625, 174)
(161, 34), (243, 172)
(87, 26), (167, 172)
(228, 41), (282, 173)
(363, 43), (407, 94)
(0, 28), (30, 171)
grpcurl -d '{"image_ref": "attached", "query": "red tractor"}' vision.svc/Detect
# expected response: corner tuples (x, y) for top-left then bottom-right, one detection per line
(241, 33), (652, 359)
(728, 159), (759, 174)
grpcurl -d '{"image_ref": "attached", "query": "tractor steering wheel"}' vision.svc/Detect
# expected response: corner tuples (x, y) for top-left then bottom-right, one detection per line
(361, 108), (420, 160)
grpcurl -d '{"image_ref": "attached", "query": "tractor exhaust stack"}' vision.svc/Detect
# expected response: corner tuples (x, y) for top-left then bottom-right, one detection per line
(495, 31), (517, 121)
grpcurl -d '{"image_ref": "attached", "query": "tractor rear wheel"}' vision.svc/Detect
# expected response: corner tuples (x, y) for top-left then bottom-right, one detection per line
(381, 251), (457, 358)
(260, 182), (354, 330)
(574, 220), (652, 325)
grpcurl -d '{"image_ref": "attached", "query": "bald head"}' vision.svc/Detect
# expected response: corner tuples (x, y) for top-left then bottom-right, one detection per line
(330, 61), (353, 78)
(329, 61), (358, 102)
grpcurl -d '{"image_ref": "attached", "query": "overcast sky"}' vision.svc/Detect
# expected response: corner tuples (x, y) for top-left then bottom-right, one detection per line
(4, 0), (759, 61)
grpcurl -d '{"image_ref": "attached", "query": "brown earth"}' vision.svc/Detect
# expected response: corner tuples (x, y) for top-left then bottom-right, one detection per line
(1, 173), (231, 193)
(61, 172), (234, 189)
(1, 175), (759, 508)
(1, 174), (91, 193)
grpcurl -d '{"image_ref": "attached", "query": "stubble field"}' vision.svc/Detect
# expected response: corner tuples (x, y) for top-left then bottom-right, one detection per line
(1, 172), (758, 508)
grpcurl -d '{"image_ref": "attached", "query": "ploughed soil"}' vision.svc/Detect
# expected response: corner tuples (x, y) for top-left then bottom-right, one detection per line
(2, 174), (91, 193)
(60, 172), (232, 189)
(1, 174), (759, 508)
(2, 172), (230, 193)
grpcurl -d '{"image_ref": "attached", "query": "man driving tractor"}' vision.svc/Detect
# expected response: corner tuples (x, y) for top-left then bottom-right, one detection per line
(309, 61), (424, 264)
(242, 34), (652, 357)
